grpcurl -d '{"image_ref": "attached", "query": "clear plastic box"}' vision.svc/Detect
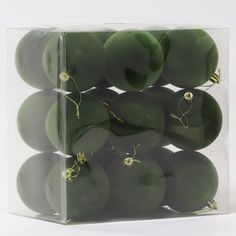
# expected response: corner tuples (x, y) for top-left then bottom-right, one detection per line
(7, 25), (229, 224)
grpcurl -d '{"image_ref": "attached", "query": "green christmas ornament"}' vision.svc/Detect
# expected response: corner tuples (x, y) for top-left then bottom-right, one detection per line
(90, 145), (119, 169)
(85, 88), (118, 104)
(162, 29), (218, 88)
(17, 153), (60, 215)
(148, 30), (170, 87)
(15, 30), (55, 90)
(43, 32), (106, 92)
(146, 146), (173, 206)
(166, 89), (222, 150)
(106, 158), (166, 217)
(17, 90), (57, 152)
(46, 93), (110, 155)
(165, 151), (218, 213)
(146, 146), (173, 172)
(148, 29), (170, 59)
(105, 31), (164, 91)
(144, 86), (174, 146)
(153, 76), (168, 87)
(45, 157), (110, 220)
(94, 31), (114, 45)
(94, 31), (115, 88)
(108, 92), (165, 153)
(95, 78), (112, 88)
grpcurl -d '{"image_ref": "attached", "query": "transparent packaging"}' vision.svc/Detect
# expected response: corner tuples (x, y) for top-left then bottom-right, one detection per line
(7, 25), (229, 224)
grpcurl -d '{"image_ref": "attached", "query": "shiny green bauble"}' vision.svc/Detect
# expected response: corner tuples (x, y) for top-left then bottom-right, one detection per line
(165, 151), (218, 212)
(46, 93), (110, 155)
(108, 92), (165, 153)
(43, 32), (105, 92)
(86, 88), (118, 104)
(144, 86), (174, 146)
(17, 153), (60, 214)
(166, 89), (222, 150)
(45, 158), (109, 220)
(162, 29), (218, 88)
(105, 31), (164, 91)
(17, 90), (57, 152)
(106, 159), (166, 217)
(15, 30), (55, 90)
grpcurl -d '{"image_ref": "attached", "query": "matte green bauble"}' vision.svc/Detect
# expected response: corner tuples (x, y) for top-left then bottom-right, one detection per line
(165, 151), (218, 212)
(146, 146), (173, 206)
(94, 31), (114, 88)
(17, 153), (60, 214)
(94, 31), (114, 45)
(147, 146), (173, 172)
(96, 79), (112, 88)
(46, 93), (110, 155)
(86, 88), (118, 103)
(17, 90), (57, 152)
(45, 158), (109, 220)
(43, 32), (105, 92)
(148, 30), (170, 86)
(148, 30), (170, 59)
(106, 159), (166, 217)
(166, 89), (222, 150)
(15, 30), (55, 90)
(105, 31), (164, 91)
(90, 145), (119, 169)
(153, 76), (168, 86)
(162, 29), (218, 88)
(108, 92), (165, 153)
(144, 86), (174, 146)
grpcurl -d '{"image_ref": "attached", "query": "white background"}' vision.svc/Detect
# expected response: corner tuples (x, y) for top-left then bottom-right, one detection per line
(0, 0), (236, 235)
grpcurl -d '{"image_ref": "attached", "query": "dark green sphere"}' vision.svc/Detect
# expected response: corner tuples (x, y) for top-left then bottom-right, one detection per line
(17, 90), (57, 152)
(165, 151), (218, 212)
(94, 31), (114, 45)
(148, 30), (170, 60)
(17, 153), (60, 214)
(85, 88), (118, 104)
(90, 145), (119, 169)
(144, 86), (174, 146)
(94, 31), (114, 88)
(146, 146), (173, 206)
(46, 93), (110, 155)
(107, 159), (166, 217)
(43, 32), (105, 92)
(146, 146), (173, 172)
(108, 92), (165, 153)
(95, 78), (112, 88)
(15, 30), (55, 90)
(105, 31), (164, 91)
(153, 76), (168, 87)
(45, 159), (110, 220)
(162, 29), (218, 88)
(166, 89), (222, 150)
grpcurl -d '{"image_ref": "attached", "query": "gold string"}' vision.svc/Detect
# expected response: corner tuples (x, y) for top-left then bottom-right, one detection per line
(170, 92), (193, 129)
(123, 144), (141, 167)
(62, 152), (87, 182)
(193, 199), (218, 214)
(59, 72), (82, 120)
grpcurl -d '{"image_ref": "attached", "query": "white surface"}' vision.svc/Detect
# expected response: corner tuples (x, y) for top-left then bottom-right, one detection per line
(0, 0), (236, 235)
